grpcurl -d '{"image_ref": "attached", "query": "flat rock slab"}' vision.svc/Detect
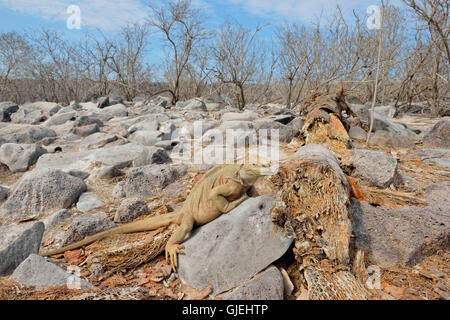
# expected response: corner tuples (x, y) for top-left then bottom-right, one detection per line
(424, 157), (450, 169)
(0, 222), (45, 276)
(0, 123), (56, 144)
(220, 266), (284, 300)
(0, 169), (86, 222)
(11, 254), (93, 290)
(178, 196), (294, 295)
(370, 130), (415, 149)
(35, 143), (147, 172)
(79, 132), (117, 150)
(350, 181), (450, 268)
(413, 148), (450, 169)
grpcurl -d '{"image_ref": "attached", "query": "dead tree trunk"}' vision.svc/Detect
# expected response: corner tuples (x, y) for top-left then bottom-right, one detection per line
(270, 144), (371, 299)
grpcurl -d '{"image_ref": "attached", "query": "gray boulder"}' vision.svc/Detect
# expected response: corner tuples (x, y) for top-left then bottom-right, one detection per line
(222, 111), (259, 122)
(123, 164), (178, 198)
(220, 266), (284, 300)
(127, 119), (159, 134)
(352, 149), (400, 188)
(0, 102), (19, 122)
(0, 143), (48, 172)
(11, 254), (93, 289)
(351, 181), (450, 268)
(254, 118), (296, 143)
(130, 130), (165, 146)
(21, 102), (61, 117)
(11, 107), (46, 124)
(349, 126), (367, 141)
(73, 123), (100, 137)
(61, 212), (115, 246)
(0, 169), (87, 222)
(101, 104), (128, 118)
(79, 132), (118, 150)
(178, 196), (294, 295)
(372, 113), (416, 138)
(218, 120), (254, 131)
(114, 198), (149, 223)
(0, 222), (44, 276)
(97, 96), (110, 109)
(423, 120), (450, 148)
(91, 165), (123, 179)
(132, 146), (171, 167)
(375, 105), (396, 118)
(42, 209), (72, 229)
(184, 98), (207, 112)
(370, 130), (415, 149)
(0, 124), (56, 144)
(44, 111), (77, 127)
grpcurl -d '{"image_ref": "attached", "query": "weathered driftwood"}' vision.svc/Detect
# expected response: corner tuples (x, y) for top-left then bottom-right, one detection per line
(270, 144), (371, 299)
(300, 85), (363, 170)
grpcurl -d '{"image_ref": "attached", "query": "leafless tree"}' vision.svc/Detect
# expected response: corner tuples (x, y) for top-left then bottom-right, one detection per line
(210, 20), (266, 110)
(0, 32), (32, 102)
(148, 0), (207, 105)
(107, 24), (151, 101)
(275, 24), (314, 108)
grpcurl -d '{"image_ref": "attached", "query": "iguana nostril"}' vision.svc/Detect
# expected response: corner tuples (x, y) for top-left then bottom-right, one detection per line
(259, 203), (264, 210)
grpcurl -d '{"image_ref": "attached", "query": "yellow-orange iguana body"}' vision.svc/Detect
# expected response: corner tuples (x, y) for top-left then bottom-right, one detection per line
(41, 164), (269, 271)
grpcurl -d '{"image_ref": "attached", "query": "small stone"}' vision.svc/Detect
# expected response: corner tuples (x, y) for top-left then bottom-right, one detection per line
(76, 192), (103, 212)
(113, 181), (126, 199)
(89, 262), (104, 277)
(220, 266), (284, 300)
(42, 209), (72, 229)
(61, 212), (115, 246)
(114, 198), (149, 223)
(0, 185), (9, 201)
(92, 165), (123, 179)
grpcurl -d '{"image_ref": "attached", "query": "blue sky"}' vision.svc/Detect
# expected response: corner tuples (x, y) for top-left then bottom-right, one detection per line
(0, 0), (406, 64)
(0, 0), (406, 32)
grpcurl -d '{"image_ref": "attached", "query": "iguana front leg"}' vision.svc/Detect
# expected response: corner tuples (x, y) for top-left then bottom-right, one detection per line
(165, 212), (194, 272)
(209, 183), (248, 213)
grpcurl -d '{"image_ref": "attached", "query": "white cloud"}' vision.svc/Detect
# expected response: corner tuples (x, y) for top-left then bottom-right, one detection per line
(0, 0), (149, 30)
(227, 0), (385, 22)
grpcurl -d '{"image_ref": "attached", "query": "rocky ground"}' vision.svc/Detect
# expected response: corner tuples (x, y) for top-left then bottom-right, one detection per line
(0, 97), (448, 300)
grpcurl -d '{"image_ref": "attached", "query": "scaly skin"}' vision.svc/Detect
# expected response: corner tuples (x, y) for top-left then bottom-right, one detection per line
(40, 164), (268, 271)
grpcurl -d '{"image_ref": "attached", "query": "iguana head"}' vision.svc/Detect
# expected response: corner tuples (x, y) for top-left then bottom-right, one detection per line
(239, 164), (273, 186)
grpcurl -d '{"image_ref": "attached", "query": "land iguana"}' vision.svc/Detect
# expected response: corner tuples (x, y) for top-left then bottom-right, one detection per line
(40, 164), (272, 271)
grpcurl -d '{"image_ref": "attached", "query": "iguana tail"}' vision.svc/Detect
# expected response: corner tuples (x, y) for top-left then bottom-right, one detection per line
(40, 211), (182, 257)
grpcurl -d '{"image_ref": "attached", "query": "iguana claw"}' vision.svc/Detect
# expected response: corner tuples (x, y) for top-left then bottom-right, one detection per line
(165, 244), (184, 272)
